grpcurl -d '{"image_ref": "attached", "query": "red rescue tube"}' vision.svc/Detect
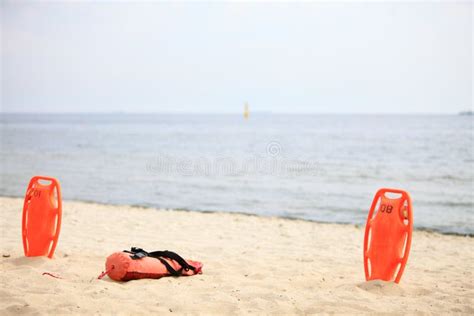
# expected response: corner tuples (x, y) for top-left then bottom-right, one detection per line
(22, 176), (62, 258)
(102, 249), (203, 281)
(363, 188), (413, 283)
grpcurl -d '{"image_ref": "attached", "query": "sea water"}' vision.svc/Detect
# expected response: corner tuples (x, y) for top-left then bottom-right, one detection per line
(1, 113), (472, 234)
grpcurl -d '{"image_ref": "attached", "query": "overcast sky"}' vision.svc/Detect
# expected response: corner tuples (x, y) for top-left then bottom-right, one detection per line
(1, 1), (472, 114)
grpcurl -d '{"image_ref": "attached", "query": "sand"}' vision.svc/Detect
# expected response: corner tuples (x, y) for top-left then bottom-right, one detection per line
(0, 196), (473, 315)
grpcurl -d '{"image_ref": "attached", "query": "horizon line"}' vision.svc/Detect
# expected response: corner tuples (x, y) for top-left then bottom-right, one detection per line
(0, 111), (471, 115)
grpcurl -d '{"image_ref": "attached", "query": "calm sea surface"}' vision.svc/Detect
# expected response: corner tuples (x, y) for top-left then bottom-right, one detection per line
(1, 113), (472, 234)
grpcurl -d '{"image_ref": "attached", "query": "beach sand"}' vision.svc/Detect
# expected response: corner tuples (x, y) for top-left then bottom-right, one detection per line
(0, 196), (472, 315)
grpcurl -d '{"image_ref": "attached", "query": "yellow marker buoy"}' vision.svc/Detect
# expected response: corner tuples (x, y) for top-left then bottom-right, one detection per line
(244, 102), (249, 119)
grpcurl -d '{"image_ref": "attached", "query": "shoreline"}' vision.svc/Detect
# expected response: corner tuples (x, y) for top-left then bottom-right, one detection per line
(1, 196), (473, 314)
(1, 194), (471, 237)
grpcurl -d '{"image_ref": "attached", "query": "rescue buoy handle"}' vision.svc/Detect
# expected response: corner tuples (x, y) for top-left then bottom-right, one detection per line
(30, 176), (59, 185)
(375, 188), (410, 200)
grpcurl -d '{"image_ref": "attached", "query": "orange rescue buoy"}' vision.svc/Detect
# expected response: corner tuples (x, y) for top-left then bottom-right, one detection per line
(22, 176), (62, 258)
(363, 188), (413, 283)
(99, 248), (203, 281)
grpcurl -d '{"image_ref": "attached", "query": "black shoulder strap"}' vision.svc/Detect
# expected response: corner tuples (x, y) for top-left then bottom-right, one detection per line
(156, 257), (181, 276)
(147, 250), (196, 272)
(125, 248), (196, 275)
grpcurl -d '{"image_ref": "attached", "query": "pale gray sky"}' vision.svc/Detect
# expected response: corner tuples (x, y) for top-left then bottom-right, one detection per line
(1, 1), (472, 113)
